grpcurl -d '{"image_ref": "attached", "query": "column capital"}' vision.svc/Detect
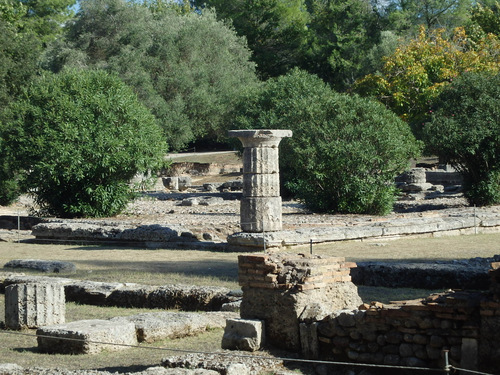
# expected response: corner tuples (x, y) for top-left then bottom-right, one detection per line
(228, 129), (292, 148)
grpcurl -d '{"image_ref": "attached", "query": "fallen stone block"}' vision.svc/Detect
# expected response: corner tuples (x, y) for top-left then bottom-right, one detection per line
(31, 222), (195, 244)
(221, 318), (265, 351)
(64, 280), (126, 305)
(5, 282), (65, 329)
(119, 311), (237, 343)
(106, 284), (156, 308)
(37, 318), (137, 354)
(4, 259), (76, 273)
(147, 285), (231, 311)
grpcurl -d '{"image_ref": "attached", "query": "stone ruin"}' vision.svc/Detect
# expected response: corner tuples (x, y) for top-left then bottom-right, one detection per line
(221, 253), (500, 373)
(228, 129), (292, 234)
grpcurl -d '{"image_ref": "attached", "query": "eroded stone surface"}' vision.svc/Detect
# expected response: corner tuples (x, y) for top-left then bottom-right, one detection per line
(221, 318), (265, 351)
(4, 259), (76, 273)
(5, 282), (65, 329)
(37, 319), (137, 354)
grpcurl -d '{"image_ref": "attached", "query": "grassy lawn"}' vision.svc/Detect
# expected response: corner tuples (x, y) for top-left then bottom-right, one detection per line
(0, 233), (499, 371)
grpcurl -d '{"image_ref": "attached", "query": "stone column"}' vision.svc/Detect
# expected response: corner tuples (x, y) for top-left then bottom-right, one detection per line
(5, 282), (65, 330)
(228, 129), (292, 233)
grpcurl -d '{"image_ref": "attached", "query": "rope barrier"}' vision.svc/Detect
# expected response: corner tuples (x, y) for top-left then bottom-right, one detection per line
(0, 330), (451, 373)
(449, 367), (494, 375)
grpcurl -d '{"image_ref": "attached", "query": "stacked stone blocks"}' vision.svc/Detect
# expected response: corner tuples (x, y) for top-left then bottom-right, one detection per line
(229, 129), (292, 233)
(238, 254), (356, 291)
(5, 282), (65, 330)
(238, 253), (362, 351)
(317, 291), (487, 370)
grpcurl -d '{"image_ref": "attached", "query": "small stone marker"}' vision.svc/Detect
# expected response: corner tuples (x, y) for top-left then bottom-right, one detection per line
(5, 282), (65, 330)
(221, 318), (265, 351)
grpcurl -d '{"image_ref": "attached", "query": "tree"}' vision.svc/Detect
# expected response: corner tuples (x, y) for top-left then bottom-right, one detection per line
(0, 18), (42, 205)
(354, 26), (500, 137)
(193, 0), (310, 80)
(384, 0), (473, 33)
(233, 69), (420, 215)
(302, 0), (383, 90)
(422, 72), (500, 206)
(0, 0), (76, 43)
(468, 1), (500, 37)
(44, 0), (257, 150)
(1, 69), (167, 217)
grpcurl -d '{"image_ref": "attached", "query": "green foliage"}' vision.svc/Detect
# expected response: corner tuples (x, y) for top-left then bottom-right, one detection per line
(0, 0), (76, 42)
(354, 27), (500, 137)
(384, 0), (473, 32)
(0, 18), (42, 205)
(193, 0), (310, 80)
(44, 0), (257, 151)
(303, 0), (382, 91)
(422, 72), (500, 206)
(2, 69), (166, 217)
(234, 69), (420, 215)
(468, 1), (500, 37)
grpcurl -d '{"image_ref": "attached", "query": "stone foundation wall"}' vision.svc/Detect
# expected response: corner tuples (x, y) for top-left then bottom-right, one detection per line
(316, 291), (486, 369)
(239, 255), (500, 373)
(238, 253), (362, 351)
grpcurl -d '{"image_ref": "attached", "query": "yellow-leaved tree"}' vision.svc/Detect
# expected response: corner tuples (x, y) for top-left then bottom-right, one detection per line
(354, 26), (500, 137)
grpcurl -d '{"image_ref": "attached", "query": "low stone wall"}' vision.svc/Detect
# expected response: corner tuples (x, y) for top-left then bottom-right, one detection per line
(316, 291), (486, 370)
(2, 275), (236, 311)
(237, 254), (500, 373)
(351, 258), (499, 290)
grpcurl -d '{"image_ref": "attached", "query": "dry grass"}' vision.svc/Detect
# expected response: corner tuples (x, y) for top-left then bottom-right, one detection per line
(1, 232), (499, 372)
(0, 294), (225, 372)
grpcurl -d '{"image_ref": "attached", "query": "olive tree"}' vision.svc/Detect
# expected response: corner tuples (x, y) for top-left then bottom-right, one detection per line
(44, 0), (257, 150)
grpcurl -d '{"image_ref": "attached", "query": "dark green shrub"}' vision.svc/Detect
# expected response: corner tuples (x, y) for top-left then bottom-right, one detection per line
(422, 72), (500, 206)
(2, 69), (166, 217)
(234, 69), (421, 215)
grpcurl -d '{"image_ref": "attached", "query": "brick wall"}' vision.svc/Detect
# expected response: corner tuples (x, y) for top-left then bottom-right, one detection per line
(239, 254), (500, 372)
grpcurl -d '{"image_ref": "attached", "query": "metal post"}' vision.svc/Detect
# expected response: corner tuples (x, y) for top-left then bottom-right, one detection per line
(443, 350), (451, 373)
(310, 239), (313, 255)
(17, 210), (21, 243)
(474, 204), (477, 235)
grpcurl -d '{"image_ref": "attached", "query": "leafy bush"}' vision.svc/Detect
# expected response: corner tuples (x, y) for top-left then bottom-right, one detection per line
(234, 69), (421, 215)
(422, 72), (500, 206)
(2, 69), (166, 217)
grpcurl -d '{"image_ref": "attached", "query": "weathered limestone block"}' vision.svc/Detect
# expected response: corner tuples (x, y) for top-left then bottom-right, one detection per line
(300, 322), (319, 359)
(5, 282), (65, 330)
(4, 259), (76, 273)
(118, 311), (237, 343)
(163, 177), (179, 190)
(37, 319), (137, 354)
(240, 283), (362, 351)
(221, 318), (265, 351)
(399, 168), (427, 184)
(240, 197), (282, 232)
(243, 174), (280, 197)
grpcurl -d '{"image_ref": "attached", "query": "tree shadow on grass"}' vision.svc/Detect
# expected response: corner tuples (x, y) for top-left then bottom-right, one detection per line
(72, 258), (239, 283)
